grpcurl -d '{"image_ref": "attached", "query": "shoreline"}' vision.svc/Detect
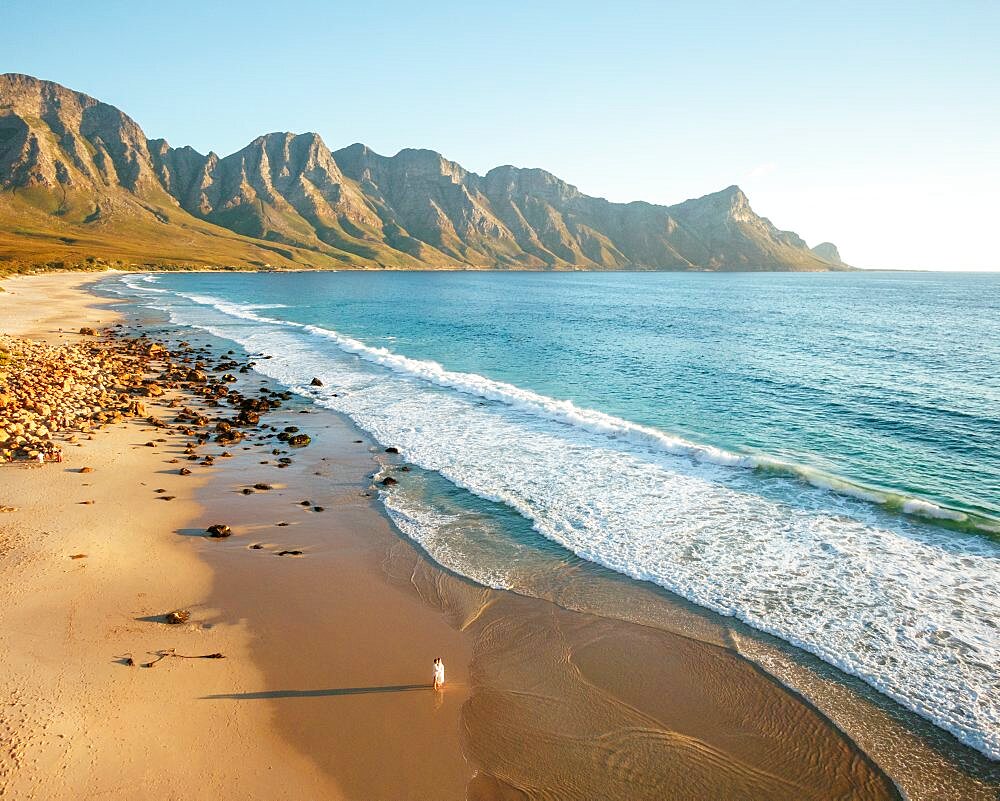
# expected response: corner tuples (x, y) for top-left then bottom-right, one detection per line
(1, 272), (995, 799)
(1, 273), (478, 799)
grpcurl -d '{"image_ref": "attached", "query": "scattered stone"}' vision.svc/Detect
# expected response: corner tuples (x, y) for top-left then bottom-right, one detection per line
(206, 524), (232, 538)
(0, 333), (166, 463)
(237, 410), (260, 425)
(79, 467), (94, 474)
(253, 483), (272, 490)
(78, 327), (97, 336)
(385, 447), (399, 454)
(165, 609), (191, 625)
(310, 377), (323, 387)
(380, 476), (398, 486)
(276, 550), (303, 556)
(288, 434), (311, 448)
(313, 506), (325, 512)
(249, 543), (264, 550)
(179, 467), (192, 476)
(241, 488), (254, 495)
(68, 553), (87, 559)
(276, 522), (289, 527)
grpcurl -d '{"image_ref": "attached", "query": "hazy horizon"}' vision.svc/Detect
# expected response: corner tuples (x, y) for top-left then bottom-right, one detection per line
(4, 0), (998, 271)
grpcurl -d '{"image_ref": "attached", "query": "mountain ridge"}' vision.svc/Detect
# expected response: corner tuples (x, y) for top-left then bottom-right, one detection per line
(0, 73), (851, 272)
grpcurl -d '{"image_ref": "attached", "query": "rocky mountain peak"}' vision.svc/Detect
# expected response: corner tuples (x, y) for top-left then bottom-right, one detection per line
(0, 74), (851, 272)
(391, 148), (469, 184)
(811, 241), (845, 265)
(482, 165), (581, 203)
(0, 72), (160, 195)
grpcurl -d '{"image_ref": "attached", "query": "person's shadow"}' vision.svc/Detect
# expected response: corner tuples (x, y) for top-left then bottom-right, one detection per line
(201, 684), (429, 700)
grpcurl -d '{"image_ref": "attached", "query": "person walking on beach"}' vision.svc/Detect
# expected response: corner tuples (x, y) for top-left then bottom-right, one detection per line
(433, 657), (445, 690)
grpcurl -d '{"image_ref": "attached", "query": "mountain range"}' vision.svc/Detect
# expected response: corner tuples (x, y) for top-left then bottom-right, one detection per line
(0, 73), (849, 272)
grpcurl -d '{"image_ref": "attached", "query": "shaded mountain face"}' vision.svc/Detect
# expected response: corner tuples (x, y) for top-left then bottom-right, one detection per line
(0, 73), (849, 271)
(0, 73), (163, 206)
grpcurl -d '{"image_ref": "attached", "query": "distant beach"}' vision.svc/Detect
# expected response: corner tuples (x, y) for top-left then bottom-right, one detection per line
(1, 273), (997, 800)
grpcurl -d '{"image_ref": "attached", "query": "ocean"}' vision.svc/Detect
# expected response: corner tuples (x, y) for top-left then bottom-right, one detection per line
(109, 269), (1000, 760)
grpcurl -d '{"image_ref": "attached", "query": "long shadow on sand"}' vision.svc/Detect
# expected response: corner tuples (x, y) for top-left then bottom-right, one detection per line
(202, 684), (430, 700)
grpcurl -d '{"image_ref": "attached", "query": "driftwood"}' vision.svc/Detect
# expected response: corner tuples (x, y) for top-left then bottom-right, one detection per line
(141, 648), (226, 668)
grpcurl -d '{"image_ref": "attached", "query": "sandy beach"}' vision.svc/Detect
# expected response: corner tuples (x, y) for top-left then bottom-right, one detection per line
(1, 273), (995, 800)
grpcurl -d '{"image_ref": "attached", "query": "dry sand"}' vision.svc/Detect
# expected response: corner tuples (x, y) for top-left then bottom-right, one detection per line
(1, 272), (991, 801)
(0, 274), (472, 799)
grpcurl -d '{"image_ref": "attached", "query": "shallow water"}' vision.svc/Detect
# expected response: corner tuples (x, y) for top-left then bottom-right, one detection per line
(108, 270), (1000, 761)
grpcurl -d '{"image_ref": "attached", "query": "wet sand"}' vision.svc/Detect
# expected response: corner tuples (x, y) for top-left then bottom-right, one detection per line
(2, 272), (992, 800)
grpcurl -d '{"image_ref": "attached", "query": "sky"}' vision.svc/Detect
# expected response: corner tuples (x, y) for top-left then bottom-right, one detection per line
(3, 0), (998, 270)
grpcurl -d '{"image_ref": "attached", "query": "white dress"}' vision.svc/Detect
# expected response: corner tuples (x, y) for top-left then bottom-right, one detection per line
(434, 662), (445, 686)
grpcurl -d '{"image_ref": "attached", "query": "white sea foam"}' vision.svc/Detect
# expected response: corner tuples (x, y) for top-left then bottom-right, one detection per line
(126, 281), (1000, 760)
(902, 498), (968, 521)
(120, 273), (167, 293)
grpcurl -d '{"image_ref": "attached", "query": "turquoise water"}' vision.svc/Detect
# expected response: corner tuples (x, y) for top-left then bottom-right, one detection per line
(111, 270), (1000, 759)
